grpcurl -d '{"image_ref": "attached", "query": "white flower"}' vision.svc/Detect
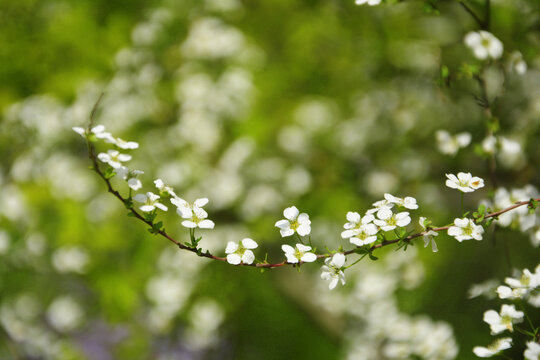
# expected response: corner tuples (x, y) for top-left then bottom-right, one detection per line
(497, 268), (540, 301)
(154, 179), (177, 198)
(111, 137), (139, 149)
(445, 172), (485, 193)
(225, 238), (258, 265)
(320, 253), (346, 290)
(171, 197), (215, 229)
(483, 304), (524, 335)
(419, 217), (438, 252)
(464, 30), (503, 60)
(133, 192), (168, 212)
(355, 0), (381, 5)
(384, 193), (418, 210)
(72, 124), (114, 142)
(524, 341), (540, 360)
(341, 211), (374, 239)
(275, 206), (311, 237)
(116, 166), (144, 191)
(366, 198), (394, 215)
(436, 130), (472, 156)
(508, 51), (527, 75)
(448, 218), (484, 241)
(282, 243), (317, 263)
(496, 285), (526, 300)
(97, 149), (132, 169)
(473, 338), (512, 358)
(505, 268), (540, 291)
(373, 208), (411, 232)
(52, 246), (90, 274)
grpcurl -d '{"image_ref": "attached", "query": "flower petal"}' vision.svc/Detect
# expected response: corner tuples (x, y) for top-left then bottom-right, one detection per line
(283, 206), (299, 220)
(227, 253), (241, 265)
(241, 238), (258, 249)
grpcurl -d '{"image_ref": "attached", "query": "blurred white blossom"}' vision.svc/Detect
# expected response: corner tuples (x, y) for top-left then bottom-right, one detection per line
(464, 31), (503, 60)
(46, 296), (83, 332)
(436, 130), (471, 156)
(52, 246), (90, 274)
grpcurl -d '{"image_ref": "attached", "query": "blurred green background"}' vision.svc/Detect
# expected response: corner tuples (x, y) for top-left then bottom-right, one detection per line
(1, 0), (540, 359)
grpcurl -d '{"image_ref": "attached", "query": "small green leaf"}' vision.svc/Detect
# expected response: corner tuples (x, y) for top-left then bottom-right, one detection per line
(528, 198), (538, 212)
(104, 167), (116, 179)
(124, 198), (133, 209)
(368, 253), (379, 261)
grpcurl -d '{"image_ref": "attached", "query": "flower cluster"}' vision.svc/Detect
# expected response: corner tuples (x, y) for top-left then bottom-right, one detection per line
(473, 264), (540, 358)
(74, 124), (217, 233)
(496, 266), (540, 306)
(75, 123), (537, 310)
(342, 193), (416, 247)
(482, 186), (540, 247)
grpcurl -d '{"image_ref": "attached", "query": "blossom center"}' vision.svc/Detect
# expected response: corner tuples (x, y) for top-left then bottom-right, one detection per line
(463, 223), (473, 236)
(290, 219), (299, 230)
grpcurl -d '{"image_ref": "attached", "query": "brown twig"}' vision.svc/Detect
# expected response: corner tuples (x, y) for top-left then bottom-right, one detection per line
(84, 96), (539, 269)
(458, 1), (483, 28)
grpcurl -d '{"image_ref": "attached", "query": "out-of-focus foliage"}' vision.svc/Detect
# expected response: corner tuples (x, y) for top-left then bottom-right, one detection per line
(1, 0), (539, 359)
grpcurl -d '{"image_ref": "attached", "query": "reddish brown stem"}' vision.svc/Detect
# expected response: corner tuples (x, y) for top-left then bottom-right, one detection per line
(84, 96), (538, 269)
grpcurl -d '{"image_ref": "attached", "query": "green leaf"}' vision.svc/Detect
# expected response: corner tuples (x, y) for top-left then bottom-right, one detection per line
(104, 167), (116, 179)
(487, 117), (500, 133)
(528, 198), (538, 213)
(124, 198), (133, 209)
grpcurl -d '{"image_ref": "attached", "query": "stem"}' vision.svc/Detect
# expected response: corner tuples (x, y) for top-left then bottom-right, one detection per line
(345, 253), (368, 269)
(461, 192), (464, 215)
(485, 0), (491, 31)
(518, 300), (537, 334)
(458, 1), (483, 28)
(83, 96), (540, 269)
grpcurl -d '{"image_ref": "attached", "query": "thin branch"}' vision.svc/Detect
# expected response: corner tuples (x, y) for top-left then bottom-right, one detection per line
(83, 96), (539, 270)
(458, 1), (483, 28)
(485, 0), (491, 31)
